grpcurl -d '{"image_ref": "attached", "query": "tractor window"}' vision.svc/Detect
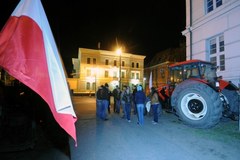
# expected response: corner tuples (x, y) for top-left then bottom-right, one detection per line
(200, 64), (217, 82)
(191, 66), (199, 77)
(183, 65), (191, 79)
(183, 65), (199, 79)
(170, 66), (183, 83)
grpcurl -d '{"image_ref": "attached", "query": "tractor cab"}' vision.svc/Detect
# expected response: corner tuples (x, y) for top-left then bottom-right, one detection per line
(168, 60), (218, 87)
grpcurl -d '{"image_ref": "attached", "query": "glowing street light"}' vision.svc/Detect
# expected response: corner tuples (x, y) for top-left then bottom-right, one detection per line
(116, 48), (122, 89)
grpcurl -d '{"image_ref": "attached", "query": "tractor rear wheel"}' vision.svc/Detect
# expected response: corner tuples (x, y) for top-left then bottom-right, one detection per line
(174, 80), (222, 128)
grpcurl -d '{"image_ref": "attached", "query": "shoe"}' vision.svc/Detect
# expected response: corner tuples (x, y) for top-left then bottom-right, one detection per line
(104, 118), (108, 121)
(137, 122), (142, 125)
(128, 120), (131, 123)
(152, 121), (158, 125)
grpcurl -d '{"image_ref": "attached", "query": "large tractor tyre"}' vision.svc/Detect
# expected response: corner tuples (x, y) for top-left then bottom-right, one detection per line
(172, 80), (222, 128)
(221, 89), (239, 121)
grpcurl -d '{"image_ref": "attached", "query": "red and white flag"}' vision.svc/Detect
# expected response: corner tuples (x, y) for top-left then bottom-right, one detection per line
(0, 0), (77, 145)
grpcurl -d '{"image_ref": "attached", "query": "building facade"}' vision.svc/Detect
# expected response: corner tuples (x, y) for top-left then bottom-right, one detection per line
(144, 61), (175, 94)
(182, 0), (240, 86)
(68, 48), (146, 94)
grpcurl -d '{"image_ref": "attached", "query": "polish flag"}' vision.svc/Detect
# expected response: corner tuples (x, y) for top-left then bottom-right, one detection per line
(0, 0), (77, 145)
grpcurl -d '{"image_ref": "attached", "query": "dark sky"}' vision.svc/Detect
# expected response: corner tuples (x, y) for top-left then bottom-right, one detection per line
(0, 0), (186, 73)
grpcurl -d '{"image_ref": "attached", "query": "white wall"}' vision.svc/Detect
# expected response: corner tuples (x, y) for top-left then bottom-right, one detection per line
(183, 0), (240, 86)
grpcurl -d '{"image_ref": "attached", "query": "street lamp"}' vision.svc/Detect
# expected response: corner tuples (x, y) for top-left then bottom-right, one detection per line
(116, 48), (122, 89)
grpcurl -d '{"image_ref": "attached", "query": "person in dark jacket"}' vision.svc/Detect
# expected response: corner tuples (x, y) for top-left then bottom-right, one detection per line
(98, 84), (110, 121)
(104, 83), (111, 114)
(112, 85), (121, 113)
(122, 86), (132, 122)
(134, 85), (146, 125)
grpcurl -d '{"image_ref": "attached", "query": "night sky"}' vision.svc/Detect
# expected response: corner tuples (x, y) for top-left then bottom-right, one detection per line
(0, 0), (186, 73)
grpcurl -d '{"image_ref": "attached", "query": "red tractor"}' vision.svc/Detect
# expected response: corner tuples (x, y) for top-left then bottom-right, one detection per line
(157, 59), (239, 128)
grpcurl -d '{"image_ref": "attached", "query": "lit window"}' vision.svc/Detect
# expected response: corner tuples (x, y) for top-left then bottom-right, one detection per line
(113, 71), (117, 78)
(131, 73), (135, 79)
(136, 73), (140, 79)
(121, 71), (125, 78)
(86, 82), (90, 90)
(105, 70), (109, 77)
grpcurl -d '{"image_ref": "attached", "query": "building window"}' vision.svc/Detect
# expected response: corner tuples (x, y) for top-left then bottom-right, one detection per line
(105, 59), (109, 65)
(207, 0), (213, 13)
(136, 63), (139, 68)
(210, 57), (217, 67)
(219, 35), (224, 52)
(132, 62), (134, 68)
(210, 38), (216, 54)
(93, 58), (96, 64)
(121, 71), (125, 78)
(122, 61), (125, 67)
(105, 70), (109, 77)
(113, 71), (117, 78)
(131, 72), (135, 79)
(216, 0), (222, 8)
(87, 58), (91, 64)
(114, 60), (117, 66)
(86, 82), (90, 90)
(136, 73), (140, 79)
(206, 0), (222, 13)
(208, 34), (225, 71)
(219, 54), (225, 71)
(131, 71), (140, 79)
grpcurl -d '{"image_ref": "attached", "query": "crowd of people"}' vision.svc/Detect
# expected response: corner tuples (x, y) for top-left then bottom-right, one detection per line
(96, 83), (162, 125)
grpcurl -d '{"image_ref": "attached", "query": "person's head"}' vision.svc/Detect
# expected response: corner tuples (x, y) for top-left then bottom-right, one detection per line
(137, 85), (143, 91)
(151, 87), (155, 93)
(105, 83), (109, 87)
(123, 85), (127, 91)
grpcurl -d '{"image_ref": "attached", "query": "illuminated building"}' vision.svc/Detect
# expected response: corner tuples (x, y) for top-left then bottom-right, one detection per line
(68, 48), (145, 94)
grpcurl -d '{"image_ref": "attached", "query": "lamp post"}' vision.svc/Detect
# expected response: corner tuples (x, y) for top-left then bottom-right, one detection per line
(116, 48), (122, 89)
